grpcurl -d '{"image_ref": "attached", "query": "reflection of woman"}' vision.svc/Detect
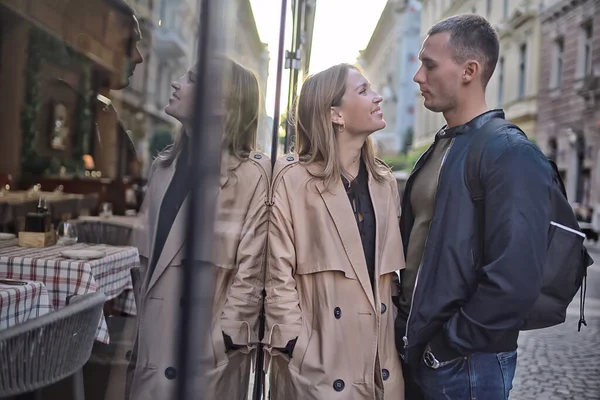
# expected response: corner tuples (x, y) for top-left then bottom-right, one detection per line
(265, 64), (405, 399)
(127, 58), (270, 400)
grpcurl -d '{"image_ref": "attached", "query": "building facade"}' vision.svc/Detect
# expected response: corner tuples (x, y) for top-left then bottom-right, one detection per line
(414, 0), (544, 148)
(536, 0), (600, 206)
(358, 0), (421, 155)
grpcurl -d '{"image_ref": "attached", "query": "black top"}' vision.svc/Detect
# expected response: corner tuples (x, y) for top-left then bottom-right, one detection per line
(342, 160), (376, 288)
(148, 136), (190, 279)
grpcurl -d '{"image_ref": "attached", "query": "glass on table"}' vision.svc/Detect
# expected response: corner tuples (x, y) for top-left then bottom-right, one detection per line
(56, 221), (78, 246)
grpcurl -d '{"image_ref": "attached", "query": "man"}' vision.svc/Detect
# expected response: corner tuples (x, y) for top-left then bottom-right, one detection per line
(93, 0), (144, 178)
(395, 14), (554, 399)
(61, 0), (144, 179)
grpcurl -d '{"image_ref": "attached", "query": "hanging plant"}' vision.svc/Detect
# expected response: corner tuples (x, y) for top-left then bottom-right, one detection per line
(21, 26), (92, 177)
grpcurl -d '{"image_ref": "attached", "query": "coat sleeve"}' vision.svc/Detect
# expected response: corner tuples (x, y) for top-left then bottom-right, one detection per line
(441, 137), (553, 353)
(220, 168), (270, 346)
(264, 174), (303, 350)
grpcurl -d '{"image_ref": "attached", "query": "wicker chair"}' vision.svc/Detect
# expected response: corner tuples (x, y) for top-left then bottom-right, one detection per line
(0, 292), (106, 399)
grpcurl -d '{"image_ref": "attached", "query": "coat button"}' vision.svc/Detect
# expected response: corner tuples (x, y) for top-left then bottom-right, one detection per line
(254, 154), (262, 159)
(164, 367), (177, 380)
(333, 379), (345, 391)
(381, 303), (387, 314)
(125, 350), (132, 362)
(382, 368), (390, 381)
(334, 307), (342, 319)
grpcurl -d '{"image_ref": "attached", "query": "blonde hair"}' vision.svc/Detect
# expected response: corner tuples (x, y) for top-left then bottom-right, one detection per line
(294, 63), (389, 187)
(157, 57), (260, 167)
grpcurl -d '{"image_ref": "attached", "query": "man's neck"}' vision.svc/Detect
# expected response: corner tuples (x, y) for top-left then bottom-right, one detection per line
(337, 133), (366, 178)
(443, 97), (490, 128)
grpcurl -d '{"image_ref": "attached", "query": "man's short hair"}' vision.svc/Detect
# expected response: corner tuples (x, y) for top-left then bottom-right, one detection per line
(104, 0), (136, 18)
(428, 14), (499, 87)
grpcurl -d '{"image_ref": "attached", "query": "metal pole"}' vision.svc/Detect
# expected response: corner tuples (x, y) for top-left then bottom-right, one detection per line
(255, 2), (288, 399)
(269, 0), (289, 165)
(177, 0), (227, 398)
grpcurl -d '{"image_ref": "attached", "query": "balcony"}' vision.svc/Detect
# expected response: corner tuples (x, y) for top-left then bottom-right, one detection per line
(153, 24), (187, 60)
(576, 75), (599, 96)
(575, 74), (600, 109)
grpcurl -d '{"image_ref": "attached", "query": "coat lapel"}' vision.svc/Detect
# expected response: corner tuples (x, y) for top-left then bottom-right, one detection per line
(146, 197), (188, 292)
(144, 159), (188, 294)
(316, 179), (376, 311)
(146, 154), (233, 293)
(368, 175), (391, 294)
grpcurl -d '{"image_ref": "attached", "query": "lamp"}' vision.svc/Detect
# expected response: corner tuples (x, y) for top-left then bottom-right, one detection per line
(82, 154), (95, 170)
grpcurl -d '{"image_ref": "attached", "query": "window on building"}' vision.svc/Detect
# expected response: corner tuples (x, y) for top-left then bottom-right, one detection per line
(498, 56), (505, 105)
(518, 43), (527, 99)
(471, 6), (476, 14)
(486, 0), (493, 17)
(551, 37), (564, 88)
(581, 21), (593, 77)
(503, 0), (509, 19)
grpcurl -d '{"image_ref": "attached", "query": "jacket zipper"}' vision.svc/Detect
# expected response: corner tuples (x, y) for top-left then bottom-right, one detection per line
(403, 137), (455, 353)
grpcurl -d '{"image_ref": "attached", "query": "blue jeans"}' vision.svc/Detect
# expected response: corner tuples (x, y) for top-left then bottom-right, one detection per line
(417, 351), (517, 400)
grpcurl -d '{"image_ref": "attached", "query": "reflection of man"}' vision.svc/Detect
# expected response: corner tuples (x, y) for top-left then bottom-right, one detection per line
(62, 0), (143, 177)
(92, 0), (144, 178)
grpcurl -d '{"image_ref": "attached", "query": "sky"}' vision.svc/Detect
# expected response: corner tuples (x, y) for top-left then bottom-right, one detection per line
(249, 0), (388, 117)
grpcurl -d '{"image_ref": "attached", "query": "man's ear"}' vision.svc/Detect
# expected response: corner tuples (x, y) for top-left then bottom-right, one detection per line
(462, 59), (481, 84)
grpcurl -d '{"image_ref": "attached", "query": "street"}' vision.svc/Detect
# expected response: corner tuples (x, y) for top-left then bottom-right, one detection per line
(511, 242), (600, 399)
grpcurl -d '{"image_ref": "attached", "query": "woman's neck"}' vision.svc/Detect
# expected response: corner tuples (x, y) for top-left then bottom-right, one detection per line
(337, 133), (366, 179)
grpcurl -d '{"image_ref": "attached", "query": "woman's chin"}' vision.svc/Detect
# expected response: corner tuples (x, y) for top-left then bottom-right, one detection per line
(374, 119), (387, 132)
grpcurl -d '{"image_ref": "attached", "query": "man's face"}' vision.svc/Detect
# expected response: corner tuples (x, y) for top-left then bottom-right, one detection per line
(413, 32), (464, 114)
(112, 15), (144, 90)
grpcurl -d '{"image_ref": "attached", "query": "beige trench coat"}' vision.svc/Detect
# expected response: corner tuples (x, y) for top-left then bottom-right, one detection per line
(265, 154), (406, 400)
(127, 150), (271, 400)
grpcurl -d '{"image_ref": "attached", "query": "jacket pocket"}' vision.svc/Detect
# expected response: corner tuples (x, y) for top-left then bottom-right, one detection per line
(544, 221), (587, 302)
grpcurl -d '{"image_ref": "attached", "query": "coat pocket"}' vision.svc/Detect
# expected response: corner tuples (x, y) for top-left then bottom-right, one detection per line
(288, 320), (312, 373)
(295, 262), (357, 280)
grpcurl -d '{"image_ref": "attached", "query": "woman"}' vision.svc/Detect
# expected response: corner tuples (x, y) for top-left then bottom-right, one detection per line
(265, 63), (405, 399)
(127, 58), (271, 400)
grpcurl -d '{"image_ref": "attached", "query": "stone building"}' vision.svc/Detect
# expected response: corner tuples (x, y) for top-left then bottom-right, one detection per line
(535, 0), (600, 206)
(358, 0), (421, 155)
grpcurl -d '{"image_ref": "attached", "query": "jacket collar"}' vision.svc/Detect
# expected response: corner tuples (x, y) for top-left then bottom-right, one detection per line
(436, 109), (505, 139)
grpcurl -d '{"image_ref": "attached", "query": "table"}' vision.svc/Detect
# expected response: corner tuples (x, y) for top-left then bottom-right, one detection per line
(0, 280), (52, 330)
(0, 239), (138, 343)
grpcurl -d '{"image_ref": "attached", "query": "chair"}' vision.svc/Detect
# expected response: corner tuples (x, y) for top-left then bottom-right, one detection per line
(0, 292), (106, 399)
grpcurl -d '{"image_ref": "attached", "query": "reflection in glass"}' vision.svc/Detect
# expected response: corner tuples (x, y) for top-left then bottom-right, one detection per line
(127, 57), (270, 400)
(49, 103), (70, 150)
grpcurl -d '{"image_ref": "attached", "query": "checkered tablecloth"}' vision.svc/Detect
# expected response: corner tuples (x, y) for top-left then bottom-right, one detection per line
(0, 239), (139, 343)
(0, 280), (52, 330)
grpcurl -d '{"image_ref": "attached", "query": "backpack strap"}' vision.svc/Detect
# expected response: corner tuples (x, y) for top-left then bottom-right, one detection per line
(466, 118), (526, 266)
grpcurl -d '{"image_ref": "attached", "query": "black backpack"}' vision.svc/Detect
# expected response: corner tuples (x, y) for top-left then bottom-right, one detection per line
(466, 118), (594, 331)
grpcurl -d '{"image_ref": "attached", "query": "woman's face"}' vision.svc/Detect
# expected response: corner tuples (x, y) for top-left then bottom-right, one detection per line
(334, 68), (385, 136)
(165, 65), (197, 125)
